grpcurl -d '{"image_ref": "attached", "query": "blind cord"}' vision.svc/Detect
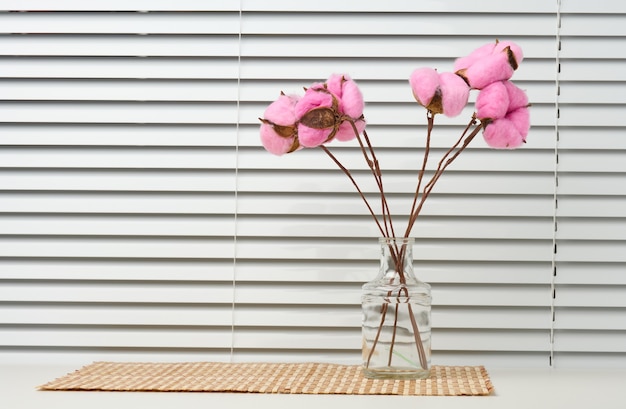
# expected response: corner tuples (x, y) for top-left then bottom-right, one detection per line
(550, 0), (562, 367)
(230, 0), (244, 363)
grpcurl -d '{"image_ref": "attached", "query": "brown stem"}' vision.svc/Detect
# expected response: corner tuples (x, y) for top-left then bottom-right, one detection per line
(348, 112), (482, 372)
(365, 241), (402, 369)
(407, 302), (428, 369)
(362, 129), (396, 239)
(346, 118), (395, 239)
(407, 112), (434, 229)
(365, 302), (389, 368)
(404, 119), (484, 237)
(321, 145), (388, 238)
(388, 300), (400, 366)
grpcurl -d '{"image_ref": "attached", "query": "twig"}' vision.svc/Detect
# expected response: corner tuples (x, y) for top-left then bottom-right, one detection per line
(321, 146), (387, 238)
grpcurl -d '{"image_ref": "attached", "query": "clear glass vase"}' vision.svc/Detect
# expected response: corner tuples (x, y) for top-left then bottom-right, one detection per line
(361, 237), (432, 379)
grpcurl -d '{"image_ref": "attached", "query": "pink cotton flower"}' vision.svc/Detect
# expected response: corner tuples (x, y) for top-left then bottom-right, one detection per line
(295, 86), (339, 148)
(459, 52), (514, 90)
(259, 93), (300, 155)
(334, 118), (366, 141)
(326, 74), (365, 120)
(264, 92), (300, 126)
(503, 80), (529, 112)
(478, 79), (530, 149)
(477, 80), (529, 121)
(476, 81), (509, 120)
(409, 67), (440, 107)
(438, 72), (470, 117)
(455, 40), (523, 89)
(506, 106), (530, 139)
(494, 40), (524, 70)
(482, 106), (529, 149)
(296, 75), (366, 146)
(409, 68), (469, 117)
(294, 84), (334, 119)
(482, 104), (530, 150)
(260, 74), (367, 152)
(260, 122), (298, 155)
(323, 74), (366, 142)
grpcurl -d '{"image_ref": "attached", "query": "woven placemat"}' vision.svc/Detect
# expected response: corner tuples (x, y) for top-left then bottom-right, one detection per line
(39, 362), (493, 396)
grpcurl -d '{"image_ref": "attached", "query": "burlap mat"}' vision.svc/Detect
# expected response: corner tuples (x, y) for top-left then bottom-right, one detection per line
(39, 362), (493, 396)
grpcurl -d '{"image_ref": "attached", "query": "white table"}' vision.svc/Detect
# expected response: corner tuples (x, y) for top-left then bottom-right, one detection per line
(2, 364), (624, 409)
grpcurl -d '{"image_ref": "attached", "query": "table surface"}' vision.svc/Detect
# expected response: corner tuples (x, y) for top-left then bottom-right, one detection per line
(2, 364), (625, 409)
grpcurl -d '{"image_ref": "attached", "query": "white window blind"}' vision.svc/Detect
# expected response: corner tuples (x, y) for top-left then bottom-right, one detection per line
(0, 0), (623, 369)
(553, 1), (626, 368)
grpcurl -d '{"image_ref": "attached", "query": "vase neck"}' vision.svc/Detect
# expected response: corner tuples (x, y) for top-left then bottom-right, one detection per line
(379, 237), (415, 282)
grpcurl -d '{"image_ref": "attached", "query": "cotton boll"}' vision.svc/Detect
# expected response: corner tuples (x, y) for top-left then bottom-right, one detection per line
(295, 87), (335, 120)
(503, 81), (529, 112)
(409, 67), (440, 107)
(297, 123), (334, 148)
(494, 41), (524, 69)
(459, 52), (514, 90)
(263, 93), (300, 125)
(340, 79), (365, 119)
(507, 107), (530, 139)
(260, 122), (297, 155)
(260, 93), (300, 155)
(438, 72), (470, 117)
(322, 74), (365, 121)
(334, 118), (366, 142)
(476, 81), (509, 120)
(325, 74), (346, 98)
(482, 118), (525, 149)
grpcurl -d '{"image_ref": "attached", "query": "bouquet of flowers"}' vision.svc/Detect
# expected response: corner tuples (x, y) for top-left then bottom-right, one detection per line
(260, 39), (529, 238)
(259, 39), (530, 377)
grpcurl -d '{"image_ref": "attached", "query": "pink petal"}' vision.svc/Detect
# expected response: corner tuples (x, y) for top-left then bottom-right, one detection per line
(260, 122), (296, 155)
(409, 67), (440, 106)
(482, 118), (525, 149)
(295, 86), (334, 119)
(334, 118), (366, 141)
(263, 93), (300, 125)
(476, 81), (509, 120)
(325, 73), (347, 98)
(438, 72), (470, 117)
(494, 40), (524, 68)
(340, 78), (365, 119)
(507, 107), (530, 138)
(461, 52), (514, 89)
(297, 124), (333, 148)
(503, 81), (529, 112)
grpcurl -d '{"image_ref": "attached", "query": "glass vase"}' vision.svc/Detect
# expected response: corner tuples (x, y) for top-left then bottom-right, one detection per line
(361, 237), (432, 379)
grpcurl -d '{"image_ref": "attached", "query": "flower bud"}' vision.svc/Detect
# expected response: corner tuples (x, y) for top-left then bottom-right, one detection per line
(259, 93), (300, 155)
(409, 68), (469, 117)
(326, 74), (365, 120)
(476, 81), (509, 120)
(455, 40), (523, 89)
(482, 106), (530, 149)
(295, 86), (340, 148)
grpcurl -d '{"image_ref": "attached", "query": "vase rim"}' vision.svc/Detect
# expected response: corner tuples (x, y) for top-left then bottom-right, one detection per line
(378, 237), (415, 244)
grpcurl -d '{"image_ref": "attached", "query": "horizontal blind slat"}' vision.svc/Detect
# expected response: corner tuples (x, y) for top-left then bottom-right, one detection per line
(0, 259), (235, 281)
(0, 237), (236, 258)
(0, 282), (233, 303)
(0, 12), (240, 34)
(0, 35), (240, 57)
(0, 328), (233, 348)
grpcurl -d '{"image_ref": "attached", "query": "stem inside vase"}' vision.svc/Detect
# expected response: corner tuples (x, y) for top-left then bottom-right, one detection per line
(362, 237), (432, 379)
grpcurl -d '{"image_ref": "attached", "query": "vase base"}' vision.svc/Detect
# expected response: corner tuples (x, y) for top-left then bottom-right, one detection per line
(362, 366), (431, 380)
